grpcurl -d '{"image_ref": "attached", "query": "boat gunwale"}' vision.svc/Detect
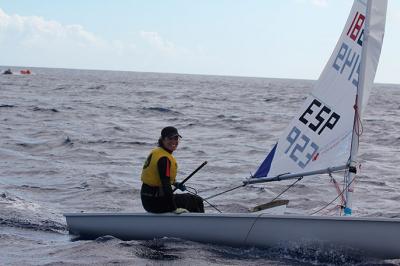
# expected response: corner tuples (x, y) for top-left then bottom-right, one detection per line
(63, 212), (400, 223)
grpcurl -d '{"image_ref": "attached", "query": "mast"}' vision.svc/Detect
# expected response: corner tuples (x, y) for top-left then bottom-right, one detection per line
(343, 0), (372, 216)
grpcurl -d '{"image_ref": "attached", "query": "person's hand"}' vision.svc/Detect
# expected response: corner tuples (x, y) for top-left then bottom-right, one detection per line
(174, 208), (189, 214)
(174, 182), (186, 191)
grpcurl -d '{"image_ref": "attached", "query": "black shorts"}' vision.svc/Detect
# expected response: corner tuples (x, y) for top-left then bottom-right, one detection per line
(174, 193), (204, 213)
(141, 183), (204, 213)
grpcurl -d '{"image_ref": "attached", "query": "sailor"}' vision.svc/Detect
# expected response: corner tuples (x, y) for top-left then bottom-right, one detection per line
(140, 126), (204, 214)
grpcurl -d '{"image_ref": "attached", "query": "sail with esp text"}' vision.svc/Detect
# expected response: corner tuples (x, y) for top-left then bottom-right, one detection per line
(253, 0), (387, 180)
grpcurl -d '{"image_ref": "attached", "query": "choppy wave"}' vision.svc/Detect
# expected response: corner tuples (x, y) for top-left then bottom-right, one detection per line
(87, 84), (106, 90)
(32, 106), (59, 113)
(142, 106), (183, 115)
(0, 104), (15, 108)
(0, 192), (67, 233)
(0, 217), (66, 233)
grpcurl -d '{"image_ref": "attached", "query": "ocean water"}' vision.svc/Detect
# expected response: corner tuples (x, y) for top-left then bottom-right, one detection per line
(1, 67), (400, 265)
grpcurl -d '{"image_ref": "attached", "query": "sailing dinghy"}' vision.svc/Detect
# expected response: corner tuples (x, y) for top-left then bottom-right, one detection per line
(65, 0), (400, 259)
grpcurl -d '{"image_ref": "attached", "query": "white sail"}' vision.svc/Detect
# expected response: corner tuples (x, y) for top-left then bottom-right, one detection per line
(253, 0), (387, 182)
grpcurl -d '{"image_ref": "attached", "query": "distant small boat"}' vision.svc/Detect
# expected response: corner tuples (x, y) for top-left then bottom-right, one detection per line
(20, 69), (31, 75)
(2, 69), (13, 75)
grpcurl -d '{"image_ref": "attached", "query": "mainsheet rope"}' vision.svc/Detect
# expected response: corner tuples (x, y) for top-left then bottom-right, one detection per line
(354, 101), (364, 137)
(185, 185), (222, 213)
(310, 170), (356, 216)
(203, 183), (246, 201)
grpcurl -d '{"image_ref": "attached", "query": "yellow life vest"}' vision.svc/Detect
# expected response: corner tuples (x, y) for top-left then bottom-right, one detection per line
(141, 147), (177, 187)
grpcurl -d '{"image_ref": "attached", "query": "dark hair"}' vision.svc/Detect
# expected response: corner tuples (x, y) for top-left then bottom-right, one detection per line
(158, 137), (164, 147)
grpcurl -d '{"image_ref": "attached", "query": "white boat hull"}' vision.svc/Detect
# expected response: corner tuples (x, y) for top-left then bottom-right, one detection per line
(64, 213), (400, 259)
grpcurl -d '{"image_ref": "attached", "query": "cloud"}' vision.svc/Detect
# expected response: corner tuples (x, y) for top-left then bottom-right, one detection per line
(388, 7), (400, 25)
(312, 0), (328, 7)
(0, 8), (105, 48)
(0, 8), (201, 71)
(140, 31), (177, 55)
(0, 8), (208, 74)
(292, 0), (329, 8)
(0, 8), (132, 69)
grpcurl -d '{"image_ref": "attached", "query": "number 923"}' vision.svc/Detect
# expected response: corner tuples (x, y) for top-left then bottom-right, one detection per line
(284, 126), (319, 168)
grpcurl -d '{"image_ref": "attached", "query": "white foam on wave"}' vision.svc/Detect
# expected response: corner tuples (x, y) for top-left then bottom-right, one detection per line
(0, 192), (41, 212)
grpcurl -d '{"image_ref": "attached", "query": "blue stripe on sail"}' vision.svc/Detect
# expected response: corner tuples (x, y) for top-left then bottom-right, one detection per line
(253, 143), (277, 178)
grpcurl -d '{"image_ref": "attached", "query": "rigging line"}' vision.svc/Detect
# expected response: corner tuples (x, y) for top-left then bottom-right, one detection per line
(243, 212), (264, 244)
(354, 103), (364, 137)
(269, 176), (303, 203)
(347, 95), (360, 171)
(202, 197), (222, 213)
(203, 175), (302, 211)
(184, 186), (222, 213)
(330, 173), (345, 206)
(309, 174), (356, 216)
(204, 183), (246, 201)
(185, 185), (198, 195)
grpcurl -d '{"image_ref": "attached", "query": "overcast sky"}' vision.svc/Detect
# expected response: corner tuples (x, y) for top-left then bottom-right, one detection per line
(0, 1), (399, 84)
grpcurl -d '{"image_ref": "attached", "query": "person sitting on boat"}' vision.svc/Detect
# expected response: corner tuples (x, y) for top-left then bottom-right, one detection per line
(140, 126), (204, 214)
